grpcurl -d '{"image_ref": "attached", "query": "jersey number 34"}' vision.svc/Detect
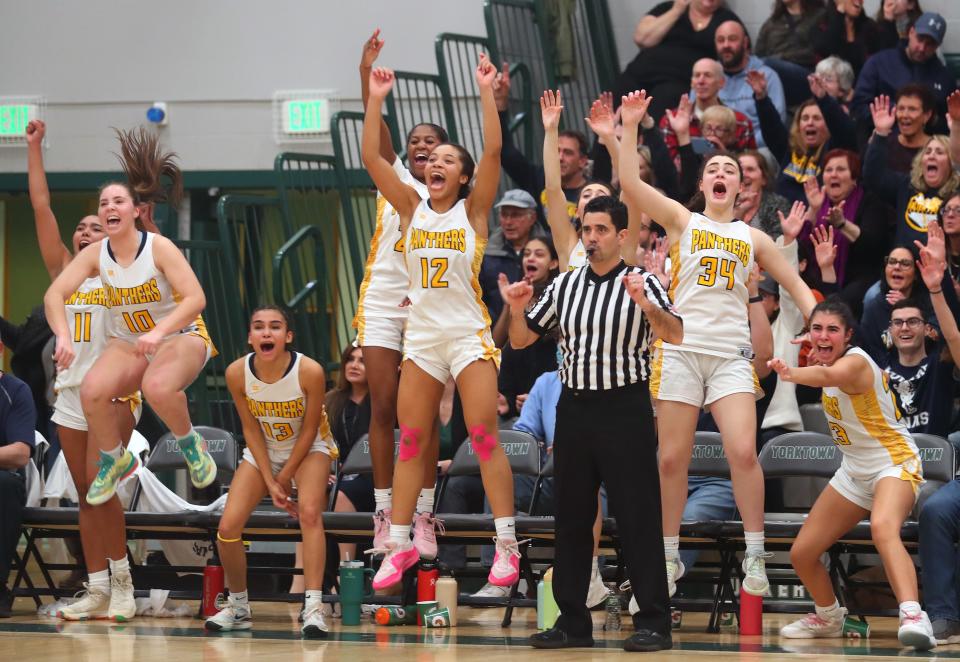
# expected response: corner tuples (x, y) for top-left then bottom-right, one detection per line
(697, 256), (736, 290)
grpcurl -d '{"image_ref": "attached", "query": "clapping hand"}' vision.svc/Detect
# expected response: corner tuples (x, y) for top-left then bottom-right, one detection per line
(778, 200), (808, 242)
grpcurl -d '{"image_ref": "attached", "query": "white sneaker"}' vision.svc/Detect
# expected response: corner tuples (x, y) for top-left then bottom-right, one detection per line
(107, 572), (136, 622)
(741, 552), (771, 596)
(57, 584), (110, 620)
(205, 602), (252, 631)
(301, 603), (329, 639)
(586, 570), (609, 609)
(666, 557), (685, 597)
(899, 609), (937, 650)
(780, 608), (847, 638)
(471, 582), (511, 599)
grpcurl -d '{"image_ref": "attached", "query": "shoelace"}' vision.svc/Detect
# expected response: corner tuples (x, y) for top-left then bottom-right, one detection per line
(743, 551), (774, 572)
(802, 613), (831, 627)
(492, 537), (531, 559)
(94, 453), (115, 477)
(303, 604), (326, 624)
(902, 613), (924, 625)
(419, 515), (446, 537)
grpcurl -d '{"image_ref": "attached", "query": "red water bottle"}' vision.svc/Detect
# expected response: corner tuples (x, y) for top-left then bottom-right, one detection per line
(416, 561), (439, 625)
(739, 590), (763, 635)
(201, 558), (225, 617)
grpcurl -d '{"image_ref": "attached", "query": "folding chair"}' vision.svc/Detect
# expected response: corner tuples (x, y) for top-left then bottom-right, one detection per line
(912, 433), (955, 515)
(799, 403), (830, 435)
(328, 430), (400, 507)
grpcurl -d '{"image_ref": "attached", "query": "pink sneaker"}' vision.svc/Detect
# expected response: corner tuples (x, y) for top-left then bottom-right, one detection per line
(372, 541), (418, 591)
(371, 509), (392, 553)
(488, 537), (522, 587)
(412, 513), (443, 560)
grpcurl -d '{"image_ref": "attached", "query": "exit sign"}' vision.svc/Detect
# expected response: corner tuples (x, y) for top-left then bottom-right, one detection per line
(273, 90), (337, 144)
(0, 104), (37, 137)
(284, 99), (329, 134)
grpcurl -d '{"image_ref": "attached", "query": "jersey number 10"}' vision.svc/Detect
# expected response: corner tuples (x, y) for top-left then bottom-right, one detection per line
(122, 309), (157, 334)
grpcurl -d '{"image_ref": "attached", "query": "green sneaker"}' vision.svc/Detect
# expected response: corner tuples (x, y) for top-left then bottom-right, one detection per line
(86, 449), (139, 505)
(178, 431), (217, 488)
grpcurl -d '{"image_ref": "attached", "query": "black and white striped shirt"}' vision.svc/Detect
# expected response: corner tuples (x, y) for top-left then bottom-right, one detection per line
(526, 261), (678, 390)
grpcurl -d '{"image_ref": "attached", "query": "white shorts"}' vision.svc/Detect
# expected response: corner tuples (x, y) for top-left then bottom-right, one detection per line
(242, 437), (335, 476)
(649, 347), (756, 407)
(51, 386), (143, 432)
(404, 330), (501, 383)
(354, 315), (405, 352)
(829, 460), (924, 510)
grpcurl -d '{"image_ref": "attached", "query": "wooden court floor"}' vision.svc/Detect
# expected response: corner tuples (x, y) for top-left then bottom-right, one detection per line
(0, 597), (956, 661)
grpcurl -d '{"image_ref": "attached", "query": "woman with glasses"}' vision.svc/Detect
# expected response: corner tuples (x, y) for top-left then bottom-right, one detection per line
(937, 193), (960, 291)
(859, 244), (930, 362)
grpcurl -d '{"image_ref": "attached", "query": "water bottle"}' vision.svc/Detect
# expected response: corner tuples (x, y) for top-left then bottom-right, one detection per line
(603, 582), (621, 631)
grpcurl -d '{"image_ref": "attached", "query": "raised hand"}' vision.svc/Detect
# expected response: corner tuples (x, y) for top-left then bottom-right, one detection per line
(644, 235), (670, 288)
(498, 272), (534, 311)
(746, 70), (768, 100)
(870, 95), (895, 136)
(368, 67), (395, 100)
(476, 53), (497, 88)
(665, 93), (692, 136)
(826, 200), (846, 228)
(620, 90), (653, 127)
(25, 119), (46, 146)
(918, 243), (946, 291)
(493, 61), (511, 111)
(807, 73), (827, 99)
(360, 28), (384, 69)
(778, 200), (808, 241)
(540, 89), (563, 131)
(918, 219), (946, 266)
(948, 90), (960, 126)
(585, 96), (616, 141)
(803, 176), (825, 212)
(623, 273), (653, 310)
(811, 224), (837, 270)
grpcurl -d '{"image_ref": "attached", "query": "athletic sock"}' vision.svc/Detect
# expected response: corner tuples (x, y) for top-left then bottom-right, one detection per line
(744, 530), (765, 556)
(494, 517), (516, 542)
(230, 590), (249, 607)
(175, 427), (198, 445)
(815, 599), (842, 621)
(108, 556), (130, 576)
(104, 443), (125, 460)
(416, 488), (435, 514)
(389, 523), (412, 546)
(374, 488), (392, 513)
(88, 569), (110, 593)
(900, 600), (922, 618)
(663, 536), (680, 560)
(305, 589), (323, 608)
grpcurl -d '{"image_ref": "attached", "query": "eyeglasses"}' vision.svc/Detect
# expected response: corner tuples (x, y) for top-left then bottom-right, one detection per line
(890, 317), (924, 329)
(942, 205), (960, 217)
(701, 124), (731, 137)
(885, 257), (914, 269)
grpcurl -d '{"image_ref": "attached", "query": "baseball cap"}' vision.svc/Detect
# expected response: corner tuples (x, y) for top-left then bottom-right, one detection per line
(758, 273), (779, 297)
(914, 12), (946, 46)
(495, 189), (537, 209)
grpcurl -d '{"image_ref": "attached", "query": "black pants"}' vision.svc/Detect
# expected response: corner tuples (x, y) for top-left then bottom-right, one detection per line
(552, 381), (670, 636)
(0, 471), (25, 584)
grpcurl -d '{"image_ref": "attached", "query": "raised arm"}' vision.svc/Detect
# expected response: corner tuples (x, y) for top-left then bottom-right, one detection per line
(361, 68), (421, 227)
(586, 94), (620, 186)
(948, 91), (960, 166)
(359, 28), (396, 164)
(768, 352), (873, 393)
(465, 53), (501, 236)
(753, 228), (817, 319)
(624, 271), (682, 344)
(620, 91), (689, 241)
(25, 121), (71, 279)
(918, 222), (960, 363)
(44, 242), (101, 371)
(499, 274), (542, 349)
(542, 90), (577, 269)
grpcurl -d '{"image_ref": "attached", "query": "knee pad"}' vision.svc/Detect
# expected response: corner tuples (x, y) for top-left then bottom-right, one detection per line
(469, 425), (498, 462)
(398, 424), (422, 461)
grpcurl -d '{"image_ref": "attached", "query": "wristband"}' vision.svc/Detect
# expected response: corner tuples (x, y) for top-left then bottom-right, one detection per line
(835, 219), (847, 230)
(749, 295), (763, 304)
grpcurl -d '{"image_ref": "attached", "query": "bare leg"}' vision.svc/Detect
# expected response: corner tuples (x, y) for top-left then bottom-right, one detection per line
(655, 400), (700, 537)
(362, 347), (402, 490)
(80, 341), (146, 454)
(215, 462), (268, 594)
(709, 393), (764, 532)
(295, 453), (332, 590)
(789, 486), (867, 606)
(422, 422), (440, 491)
(290, 545), (305, 594)
(140, 335), (207, 437)
(871, 477), (920, 603)
(455, 361), (514, 518)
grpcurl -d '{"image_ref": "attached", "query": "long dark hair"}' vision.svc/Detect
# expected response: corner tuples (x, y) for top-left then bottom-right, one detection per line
(686, 151), (743, 212)
(810, 296), (858, 334)
(772, 0), (824, 19)
(114, 127), (183, 208)
(524, 235), (560, 293)
(324, 345), (368, 434)
(434, 142), (476, 200)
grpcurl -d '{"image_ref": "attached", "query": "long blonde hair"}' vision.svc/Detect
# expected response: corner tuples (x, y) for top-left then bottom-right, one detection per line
(909, 135), (960, 198)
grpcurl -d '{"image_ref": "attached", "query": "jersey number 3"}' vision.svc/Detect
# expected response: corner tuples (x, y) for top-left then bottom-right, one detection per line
(697, 256), (736, 290)
(420, 257), (449, 288)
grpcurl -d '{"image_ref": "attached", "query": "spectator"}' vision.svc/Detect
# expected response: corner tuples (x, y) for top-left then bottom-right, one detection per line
(940, 193), (960, 288)
(813, 0), (886, 77)
(0, 340), (36, 617)
(863, 117), (959, 246)
(852, 12), (956, 133)
(919, 479), (960, 644)
(658, 58), (757, 166)
(876, 0), (924, 48)
(813, 56), (857, 112)
(885, 84), (937, 173)
(764, 99), (833, 204)
(493, 65), (588, 223)
(756, 0), (829, 107)
(0, 307), (53, 440)
(715, 20), (786, 153)
(799, 149), (893, 307)
(615, 0), (741, 122)
(859, 244), (929, 362)
(735, 150), (791, 239)
(479, 189), (548, 321)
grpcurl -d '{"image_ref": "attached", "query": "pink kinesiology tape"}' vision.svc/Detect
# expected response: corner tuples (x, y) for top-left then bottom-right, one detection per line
(469, 425), (498, 461)
(398, 424), (421, 461)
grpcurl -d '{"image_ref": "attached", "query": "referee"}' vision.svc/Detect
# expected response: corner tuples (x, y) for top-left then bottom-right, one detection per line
(501, 196), (681, 652)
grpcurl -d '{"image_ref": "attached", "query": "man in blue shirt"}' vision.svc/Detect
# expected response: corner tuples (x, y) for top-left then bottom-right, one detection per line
(0, 341), (37, 617)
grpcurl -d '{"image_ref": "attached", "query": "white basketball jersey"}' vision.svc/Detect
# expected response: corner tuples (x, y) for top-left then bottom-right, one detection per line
(403, 198), (490, 350)
(568, 239), (587, 271)
(55, 276), (108, 391)
(661, 213), (754, 359)
(822, 347), (922, 481)
(354, 158), (428, 325)
(244, 352), (334, 454)
(99, 232), (193, 341)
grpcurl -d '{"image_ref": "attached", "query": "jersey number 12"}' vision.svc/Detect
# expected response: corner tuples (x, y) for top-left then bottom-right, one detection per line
(420, 257), (449, 288)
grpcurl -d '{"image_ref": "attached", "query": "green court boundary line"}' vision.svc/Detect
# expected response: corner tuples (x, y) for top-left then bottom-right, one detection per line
(0, 621), (952, 657)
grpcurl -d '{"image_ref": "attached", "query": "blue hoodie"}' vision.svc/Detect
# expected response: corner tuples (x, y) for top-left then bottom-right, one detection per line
(718, 54), (787, 150)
